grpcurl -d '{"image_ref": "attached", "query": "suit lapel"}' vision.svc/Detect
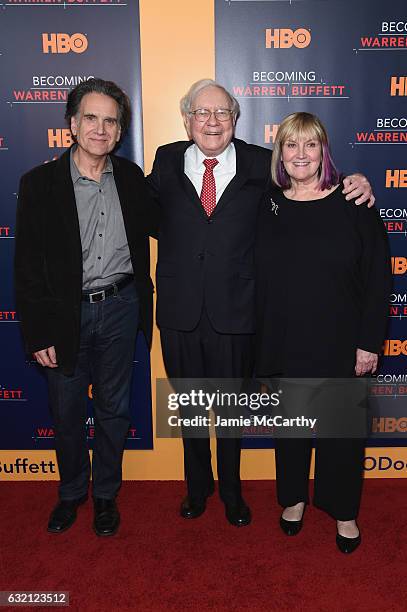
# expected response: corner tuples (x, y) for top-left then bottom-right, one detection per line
(52, 149), (82, 273)
(176, 141), (208, 219)
(112, 156), (135, 245)
(211, 139), (251, 217)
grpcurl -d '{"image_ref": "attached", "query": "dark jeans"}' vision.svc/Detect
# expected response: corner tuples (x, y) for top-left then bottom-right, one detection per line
(47, 282), (139, 501)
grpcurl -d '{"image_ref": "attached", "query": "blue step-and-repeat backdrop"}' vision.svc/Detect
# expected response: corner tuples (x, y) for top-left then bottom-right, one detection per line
(0, 0), (153, 455)
(215, 0), (407, 449)
(1, 0), (406, 478)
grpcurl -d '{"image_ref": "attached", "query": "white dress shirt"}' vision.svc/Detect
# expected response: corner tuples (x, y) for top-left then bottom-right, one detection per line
(184, 142), (236, 204)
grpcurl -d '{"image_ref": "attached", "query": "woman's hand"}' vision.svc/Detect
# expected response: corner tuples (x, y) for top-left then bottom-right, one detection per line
(355, 348), (378, 376)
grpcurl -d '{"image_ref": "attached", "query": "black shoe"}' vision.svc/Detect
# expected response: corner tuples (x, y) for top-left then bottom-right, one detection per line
(279, 516), (303, 536)
(47, 495), (87, 534)
(93, 498), (120, 536)
(225, 501), (251, 527)
(279, 505), (305, 536)
(180, 497), (206, 519)
(336, 532), (361, 554)
(180, 481), (215, 519)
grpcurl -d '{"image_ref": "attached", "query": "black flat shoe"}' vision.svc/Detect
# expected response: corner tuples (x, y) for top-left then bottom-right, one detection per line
(336, 532), (361, 554)
(225, 501), (251, 527)
(93, 498), (120, 536)
(180, 497), (206, 519)
(279, 505), (305, 536)
(279, 515), (303, 536)
(47, 495), (87, 534)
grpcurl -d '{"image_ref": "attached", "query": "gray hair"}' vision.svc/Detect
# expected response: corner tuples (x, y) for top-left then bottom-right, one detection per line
(180, 79), (240, 118)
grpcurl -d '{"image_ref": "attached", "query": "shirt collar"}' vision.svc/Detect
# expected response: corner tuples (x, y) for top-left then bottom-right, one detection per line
(191, 142), (235, 170)
(70, 145), (113, 184)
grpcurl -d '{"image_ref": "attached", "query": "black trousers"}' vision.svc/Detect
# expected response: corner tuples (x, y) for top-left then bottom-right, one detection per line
(275, 437), (365, 521)
(160, 311), (254, 506)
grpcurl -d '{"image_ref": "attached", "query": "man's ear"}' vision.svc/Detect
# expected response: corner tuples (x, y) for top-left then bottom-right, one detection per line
(71, 116), (78, 138)
(182, 114), (192, 139)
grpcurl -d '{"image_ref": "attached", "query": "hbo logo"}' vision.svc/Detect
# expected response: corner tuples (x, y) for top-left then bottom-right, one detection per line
(42, 33), (88, 54)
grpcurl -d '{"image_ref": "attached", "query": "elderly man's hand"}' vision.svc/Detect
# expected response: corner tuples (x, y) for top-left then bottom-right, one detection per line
(355, 348), (377, 376)
(342, 174), (375, 207)
(33, 346), (58, 368)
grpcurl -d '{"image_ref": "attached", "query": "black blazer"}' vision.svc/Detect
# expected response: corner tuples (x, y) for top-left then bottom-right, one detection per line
(148, 138), (271, 334)
(15, 148), (158, 375)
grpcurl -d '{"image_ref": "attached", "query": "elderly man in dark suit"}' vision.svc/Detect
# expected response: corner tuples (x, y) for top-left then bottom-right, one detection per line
(15, 78), (158, 536)
(149, 79), (374, 527)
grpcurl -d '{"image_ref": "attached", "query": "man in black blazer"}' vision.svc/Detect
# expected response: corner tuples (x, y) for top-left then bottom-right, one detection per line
(149, 79), (374, 527)
(15, 79), (158, 536)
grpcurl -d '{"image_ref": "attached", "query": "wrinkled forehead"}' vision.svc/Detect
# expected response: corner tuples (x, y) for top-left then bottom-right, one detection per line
(78, 92), (119, 117)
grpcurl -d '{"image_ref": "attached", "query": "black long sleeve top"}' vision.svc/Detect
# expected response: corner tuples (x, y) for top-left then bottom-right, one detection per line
(255, 184), (392, 377)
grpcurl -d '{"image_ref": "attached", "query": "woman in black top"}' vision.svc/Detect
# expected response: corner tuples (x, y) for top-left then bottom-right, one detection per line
(256, 112), (391, 553)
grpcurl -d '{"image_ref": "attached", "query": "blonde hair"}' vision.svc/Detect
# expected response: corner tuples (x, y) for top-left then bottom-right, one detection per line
(271, 112), (340, 190)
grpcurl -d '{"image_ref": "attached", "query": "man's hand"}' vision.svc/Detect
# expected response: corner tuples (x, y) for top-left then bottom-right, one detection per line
(342, 174), (375, 207)
(355, 348), (377, 376)
(33, 346), (58, 368)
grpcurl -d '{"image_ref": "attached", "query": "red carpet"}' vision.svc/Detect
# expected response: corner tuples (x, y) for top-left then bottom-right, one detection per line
(0, 480), (406, 611)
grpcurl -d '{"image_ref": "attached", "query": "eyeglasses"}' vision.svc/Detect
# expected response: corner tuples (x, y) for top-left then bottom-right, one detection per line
(189, 108), (233, 122)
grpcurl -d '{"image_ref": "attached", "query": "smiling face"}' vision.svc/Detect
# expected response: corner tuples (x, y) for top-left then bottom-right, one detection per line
(185, 86), (235, 157)
(70, 92), (121, 160)
(281, 132), (322, 186)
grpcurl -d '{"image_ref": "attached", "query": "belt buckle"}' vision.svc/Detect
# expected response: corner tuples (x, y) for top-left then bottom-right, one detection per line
(89, 289), (105, 303)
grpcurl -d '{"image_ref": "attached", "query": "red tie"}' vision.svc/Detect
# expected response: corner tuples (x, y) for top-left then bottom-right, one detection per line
(200, 158), (219, 216)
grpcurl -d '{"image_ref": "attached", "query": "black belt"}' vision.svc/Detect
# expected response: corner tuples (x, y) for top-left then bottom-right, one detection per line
(82, 276), (134, 303)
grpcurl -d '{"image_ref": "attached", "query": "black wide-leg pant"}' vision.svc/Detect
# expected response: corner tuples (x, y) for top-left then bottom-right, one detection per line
(275, 437), (365, 521)
(160, 311), (254, 507)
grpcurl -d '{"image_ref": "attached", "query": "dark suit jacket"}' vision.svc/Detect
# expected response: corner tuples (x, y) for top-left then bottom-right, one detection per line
(15, 148), (158, 375)
(148, 138), (272, 334)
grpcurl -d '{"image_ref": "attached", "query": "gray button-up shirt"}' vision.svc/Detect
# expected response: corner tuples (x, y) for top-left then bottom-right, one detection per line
(70, 148), (133, 290)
